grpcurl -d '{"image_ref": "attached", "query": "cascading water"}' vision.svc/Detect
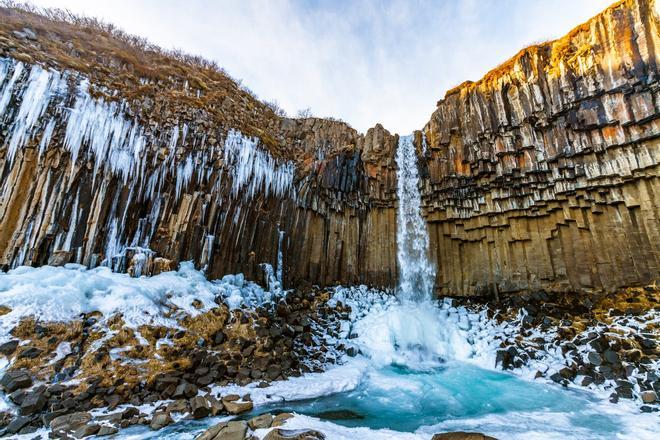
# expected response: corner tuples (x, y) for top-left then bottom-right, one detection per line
(394, 134), (435, 302)
(350, 134), (472, 369)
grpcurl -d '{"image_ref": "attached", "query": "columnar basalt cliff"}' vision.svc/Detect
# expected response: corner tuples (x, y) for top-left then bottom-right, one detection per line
(422, 0), (660, 295)
(0, 0), (658, 296)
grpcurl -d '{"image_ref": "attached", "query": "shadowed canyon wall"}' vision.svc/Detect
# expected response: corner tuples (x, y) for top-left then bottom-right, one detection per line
(0, 0), (658, 296)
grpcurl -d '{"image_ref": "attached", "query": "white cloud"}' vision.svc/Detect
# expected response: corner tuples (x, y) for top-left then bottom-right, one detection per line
(28, 0), (613, 134)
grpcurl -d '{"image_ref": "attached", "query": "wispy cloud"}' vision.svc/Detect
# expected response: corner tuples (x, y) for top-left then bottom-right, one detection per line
(30, 0), (613, 133)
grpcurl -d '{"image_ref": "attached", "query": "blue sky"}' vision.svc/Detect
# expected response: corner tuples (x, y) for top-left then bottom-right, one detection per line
(30, 0), (613, 133)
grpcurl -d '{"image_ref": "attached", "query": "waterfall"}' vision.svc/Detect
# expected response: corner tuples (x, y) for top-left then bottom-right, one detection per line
(395, 134), (435, 302)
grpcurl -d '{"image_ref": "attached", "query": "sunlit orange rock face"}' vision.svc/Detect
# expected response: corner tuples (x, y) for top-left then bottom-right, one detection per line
(0, 0), (658, 296)
(421, 0), (660, 295)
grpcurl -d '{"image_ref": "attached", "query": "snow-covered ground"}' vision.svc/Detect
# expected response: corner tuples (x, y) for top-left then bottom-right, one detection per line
(2, 267), (658, 439)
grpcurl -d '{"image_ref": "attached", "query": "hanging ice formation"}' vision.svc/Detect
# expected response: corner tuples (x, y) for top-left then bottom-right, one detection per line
(0, 57), (295, 271)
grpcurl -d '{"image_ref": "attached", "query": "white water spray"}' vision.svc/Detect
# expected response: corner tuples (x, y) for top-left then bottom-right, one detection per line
(395, 134), (435, 302)
(341, 134), (472, 369)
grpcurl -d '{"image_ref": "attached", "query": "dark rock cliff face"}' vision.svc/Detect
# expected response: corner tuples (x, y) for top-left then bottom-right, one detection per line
(0, 0), (658, 296)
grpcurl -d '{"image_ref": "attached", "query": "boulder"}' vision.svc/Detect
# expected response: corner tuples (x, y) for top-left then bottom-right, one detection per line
(0, 369), (32, 392)
(222, 395), (253, 414)
(97, 425), (119, 436)
(432, 433), (498, 440)
(50, 412), (92, 431)
(640, 391), (657, 404)
(195, 420), (247, 440)
(0, 340), (19, 356)
(272, 412), (294, 427)
(5, 416), (31, 435)
(150, 411), (173, 430)
(73, 423), (101, 438)
(248, 413), (274, 429)
(190, 395), (211, 419)
(263, 428), (326, 440)
(166, 399), (189, 414)
(19, 389), (47, 415)
(173, 381), (198, 399)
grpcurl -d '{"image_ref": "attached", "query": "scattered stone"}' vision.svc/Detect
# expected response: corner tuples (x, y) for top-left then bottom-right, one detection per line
(272, 412), (294, 427)
(0, 340), (19, 356)
(150, 411), (173, 430)
(248, 413), (274, 429)
(50, 412), (92, 436)
(603, 349), (620, 364)
(73, 423), (101, 438)
(432, 433), (498, 440)
(17, 346), (43, 359)
(640, 391), (657, 404)
(97, 425), (119, 436)
(263, 428), (326, 440)
(195, 420), (247, 440)
(587, 352), (602, 366)
(0, 369), (32, 392)
(19, 390), (47, 415)
(190, 395), (211, 419)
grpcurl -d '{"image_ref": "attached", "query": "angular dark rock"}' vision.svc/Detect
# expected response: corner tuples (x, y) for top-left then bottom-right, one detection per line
(0, 369), (32, 392)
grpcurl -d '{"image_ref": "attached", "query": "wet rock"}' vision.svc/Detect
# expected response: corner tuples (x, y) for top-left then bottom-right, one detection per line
(640, 391), (657, 403)
(97, 425), (119, 436)
(603, 350), (620, 364)
(150, 411), (173, 430)
(19, 389), (47, 415)
(248, 413), (274, 429)
(587, 352), (602, 366)
(190, 395), (211, 419)
(222, 394), (253, 414)
(50, 412), (92, 437)
(73, 423), (101, 438)
(165, 399), (189, 414)
(173, 381), (198, 399)
(5, 415), (31, 434)
(263, 428), (326, 440)
(0, 340), (19, 356)
(0, 369), (32, 392)
(315, 409), (364, 420)
(195, 420), (247, 440)
(431, 433), (498, 440)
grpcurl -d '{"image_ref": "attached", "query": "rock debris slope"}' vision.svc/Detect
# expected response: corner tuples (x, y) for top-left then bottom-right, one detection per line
(0, 0), (658, 296)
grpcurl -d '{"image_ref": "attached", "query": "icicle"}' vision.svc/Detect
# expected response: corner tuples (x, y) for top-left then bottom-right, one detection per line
(64, 79), (147, 182)
(175, 155), (194, 199)
(0, 60), (24, 116)
(6, 65), (62, 163)
(276, 227), (284, 285)
(223, 129), (295, 199)
(38, 117), (56, 156)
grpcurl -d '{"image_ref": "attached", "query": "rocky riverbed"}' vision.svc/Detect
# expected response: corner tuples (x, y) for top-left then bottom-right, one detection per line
(0, 265), (657, 438)
(0, 264), (355, 437)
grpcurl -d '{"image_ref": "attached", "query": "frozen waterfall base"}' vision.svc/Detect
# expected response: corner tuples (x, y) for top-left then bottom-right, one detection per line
(0, 282), (657, 438)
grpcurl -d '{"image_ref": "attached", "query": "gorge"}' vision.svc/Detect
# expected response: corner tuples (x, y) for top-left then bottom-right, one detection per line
(0, 0), (659, 439)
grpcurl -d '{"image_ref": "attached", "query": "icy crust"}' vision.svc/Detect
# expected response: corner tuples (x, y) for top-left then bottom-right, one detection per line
(0, 261), (282, 336)
(331, 285), (660, 403)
